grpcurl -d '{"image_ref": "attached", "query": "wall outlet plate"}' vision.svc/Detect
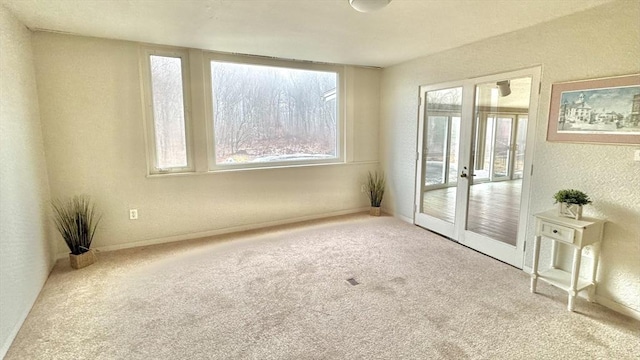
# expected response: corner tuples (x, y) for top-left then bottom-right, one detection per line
(129, 209), (138, 220)
(634, 149), (640, 162)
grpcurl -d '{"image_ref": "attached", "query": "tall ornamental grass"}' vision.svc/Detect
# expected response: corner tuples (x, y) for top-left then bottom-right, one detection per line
(52, 196), (101, 255)
(366, 171), (385, 207)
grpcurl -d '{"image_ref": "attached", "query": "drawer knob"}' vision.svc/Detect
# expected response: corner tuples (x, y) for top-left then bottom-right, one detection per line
(552, 230), (558, 234)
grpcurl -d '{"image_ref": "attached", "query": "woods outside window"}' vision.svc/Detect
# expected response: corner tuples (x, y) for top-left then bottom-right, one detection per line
(206, 55), (343, 170)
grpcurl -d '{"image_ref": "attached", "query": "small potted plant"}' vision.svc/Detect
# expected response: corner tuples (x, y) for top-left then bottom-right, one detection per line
(52, 195), (102, 269)
(553, 189), (592, 220)
(365, 171), (385, 216)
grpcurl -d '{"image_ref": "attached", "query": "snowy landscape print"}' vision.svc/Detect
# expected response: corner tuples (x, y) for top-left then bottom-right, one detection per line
(557, 85), (640, 134)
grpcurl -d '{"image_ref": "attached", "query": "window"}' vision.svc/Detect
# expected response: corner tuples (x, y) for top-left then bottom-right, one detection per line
(208, 58), (341, 169)
(141, 47), (345, 175)
(142, 49), (193, 174)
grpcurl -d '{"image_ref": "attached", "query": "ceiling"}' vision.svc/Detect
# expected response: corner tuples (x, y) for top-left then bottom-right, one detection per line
(2, 0), (614, 67)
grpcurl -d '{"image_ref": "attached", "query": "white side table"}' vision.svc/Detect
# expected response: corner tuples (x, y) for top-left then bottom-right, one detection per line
(530, 210), (605, 311)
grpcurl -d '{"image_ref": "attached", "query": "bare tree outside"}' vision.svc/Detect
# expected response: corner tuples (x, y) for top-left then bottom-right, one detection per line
(149, 55), (188, 169)
(210, 61), (337, 164)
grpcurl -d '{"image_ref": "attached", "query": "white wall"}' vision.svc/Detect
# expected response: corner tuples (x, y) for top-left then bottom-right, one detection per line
(380, 1), (640, 315)
(0, 6), (53, 358)
(32, 32), (381, 255)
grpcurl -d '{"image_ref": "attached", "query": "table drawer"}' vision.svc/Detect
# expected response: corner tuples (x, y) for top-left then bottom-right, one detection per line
(540, 222), (575, 244)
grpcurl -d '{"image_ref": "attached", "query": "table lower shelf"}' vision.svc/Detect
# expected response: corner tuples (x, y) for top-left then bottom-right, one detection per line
(535, 268), (593, 292)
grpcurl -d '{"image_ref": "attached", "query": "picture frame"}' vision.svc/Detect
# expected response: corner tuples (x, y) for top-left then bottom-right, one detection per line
(547, 74), (640, 145)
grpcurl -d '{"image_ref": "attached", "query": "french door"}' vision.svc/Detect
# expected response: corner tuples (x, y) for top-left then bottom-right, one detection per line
(414, 67), (541, 268)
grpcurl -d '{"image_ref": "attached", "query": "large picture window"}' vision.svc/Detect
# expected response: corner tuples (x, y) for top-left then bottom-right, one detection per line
(209, 60), (340, 168)
(141, 47), (345, 175)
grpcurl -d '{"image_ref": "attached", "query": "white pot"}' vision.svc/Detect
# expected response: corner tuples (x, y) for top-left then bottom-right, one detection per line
(558, 203), (583, 220)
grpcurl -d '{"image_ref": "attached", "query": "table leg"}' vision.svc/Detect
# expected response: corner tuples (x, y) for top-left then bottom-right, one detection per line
(550, 239), (558, 269)
(568, 246), (583, 311)
(588, 242), (601, 302)
(530, 235), (542, 293)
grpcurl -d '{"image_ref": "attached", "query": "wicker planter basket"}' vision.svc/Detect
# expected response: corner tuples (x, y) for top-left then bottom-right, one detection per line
(370, 207), (381, 216)
(69, 250), (96, 269)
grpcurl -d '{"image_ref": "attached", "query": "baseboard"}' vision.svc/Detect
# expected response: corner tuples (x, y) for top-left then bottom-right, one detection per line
(593, 295), (640, 320)
(0, 275), (48, 359)
(395, 213), (414, 224)
(522, 266), (640, 320)
(1, 243), (57, 359)
(57, 207), (370, 259)
(382, 207), (414, 224)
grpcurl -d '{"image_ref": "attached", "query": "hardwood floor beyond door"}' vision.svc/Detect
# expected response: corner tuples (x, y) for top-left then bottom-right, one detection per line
(422, 180), (522, 245)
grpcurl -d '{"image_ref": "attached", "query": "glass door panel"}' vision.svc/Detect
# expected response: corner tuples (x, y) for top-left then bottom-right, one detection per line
(418, 87), (462, 226)
(466, 77), (531, 246)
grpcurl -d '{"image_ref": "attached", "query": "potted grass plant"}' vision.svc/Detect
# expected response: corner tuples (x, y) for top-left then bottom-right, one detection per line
(365, 171), (385, 216)
(553, 189), (592, 220)
(52, 195), (102, 269)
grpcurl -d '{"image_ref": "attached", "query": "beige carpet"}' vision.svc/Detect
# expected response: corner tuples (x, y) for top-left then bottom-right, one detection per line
(6, 214), (639, 359)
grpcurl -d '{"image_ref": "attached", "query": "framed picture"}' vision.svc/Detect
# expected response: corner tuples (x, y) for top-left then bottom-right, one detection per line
(547, 74), (640, 145)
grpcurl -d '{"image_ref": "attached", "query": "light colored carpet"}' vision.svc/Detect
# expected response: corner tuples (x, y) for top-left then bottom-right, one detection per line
(6, 214), (639, 359)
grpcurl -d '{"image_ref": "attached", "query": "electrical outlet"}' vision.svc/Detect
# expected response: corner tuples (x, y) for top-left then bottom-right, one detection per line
(634, 149), (640, 162)
(582, 246), (593, 258)
(361, 184), (367, 193)
(129, 209), (138, 220)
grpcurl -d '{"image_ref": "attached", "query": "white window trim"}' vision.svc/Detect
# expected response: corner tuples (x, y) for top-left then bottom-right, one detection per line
(140, 46), (195, 175)
(203, 52), (346, 172)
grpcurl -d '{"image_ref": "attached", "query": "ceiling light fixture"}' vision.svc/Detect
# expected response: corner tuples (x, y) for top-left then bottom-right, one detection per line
(349, 0), (392, 13)
(497, 80), (511, 97)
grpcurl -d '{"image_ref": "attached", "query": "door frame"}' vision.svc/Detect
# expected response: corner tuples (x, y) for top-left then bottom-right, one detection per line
(414, 66), (541, 269)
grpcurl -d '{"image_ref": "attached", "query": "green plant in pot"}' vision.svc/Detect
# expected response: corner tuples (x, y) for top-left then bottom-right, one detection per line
(52, 195), (101, 269)
(553, 189), (592, 220)
(365, 171), (385, 216)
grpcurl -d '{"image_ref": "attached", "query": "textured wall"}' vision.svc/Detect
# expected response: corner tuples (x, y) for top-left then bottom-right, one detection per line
(0, 6), (53, 358)
(380, 1), (640, 313)
(32, 32), (381, 255)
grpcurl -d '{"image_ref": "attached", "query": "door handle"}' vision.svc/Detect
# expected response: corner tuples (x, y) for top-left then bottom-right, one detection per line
(460, 172), (468, 178)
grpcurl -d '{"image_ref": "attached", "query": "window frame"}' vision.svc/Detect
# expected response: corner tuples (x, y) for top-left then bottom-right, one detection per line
(203, 52), (345, 172)
(140, 47), (195, 175)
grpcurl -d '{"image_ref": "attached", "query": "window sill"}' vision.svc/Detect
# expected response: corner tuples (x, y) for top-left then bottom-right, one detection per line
(145, 160), (378, 178)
